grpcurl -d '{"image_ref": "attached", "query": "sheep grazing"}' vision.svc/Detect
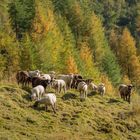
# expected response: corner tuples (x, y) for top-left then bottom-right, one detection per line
(52, 79), (66, 94)
(16, 71), (31, 87)
(97, 83), (105, 96)
(28, 70), (41, 77)
(31, 77), (51, 89)
(33, 93), (56, 113)
(119, 84), (134, 103)
(77, 81), (88, 100)
(31, 85), (45, 101)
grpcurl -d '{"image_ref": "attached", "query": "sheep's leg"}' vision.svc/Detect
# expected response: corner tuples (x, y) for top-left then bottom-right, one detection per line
(57, 85), (60, 94)
(85, 91), (87, 99)
(54, 103), (57, 110)
(80, 92), (82, 99)
(51, 104), (56, 113)
(120, 93), (123, 99)
(59, 85), (62, 93)
(101, 92), (103, 96)
(45, 105), (48, 112)
(127, 95), (131, 103)
(63, 86), (66, 94)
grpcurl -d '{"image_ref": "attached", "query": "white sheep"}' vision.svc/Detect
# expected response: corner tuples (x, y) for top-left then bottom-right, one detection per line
(33, 93), (56, 113)
(52, 79), (66, 94)
(57, 74), (74, 89)
(97, 83), (105, 96)
(77, 81), (88, 100)
(31, 85), (45, 101)
(40, 74), (51, 80)
(29, 70), (41, 77)
(88, 82), (98, 92)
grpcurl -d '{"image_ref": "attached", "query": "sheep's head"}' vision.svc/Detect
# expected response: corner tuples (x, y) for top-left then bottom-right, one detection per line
(127, 84), (134, 91)
(31, 94), (37, 101)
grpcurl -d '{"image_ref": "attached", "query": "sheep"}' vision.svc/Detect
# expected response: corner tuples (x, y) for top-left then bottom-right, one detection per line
(77, 81), (88, 100)
(57, 74), (74, 89)
(52, 79), (66, 94)
(49, 71), (56, 80)
(71, 74), (83, 89)
(88, 83), (98, 92)
(28, 70), (41, 77)
(119, 84), (134, 103)
(31, 77), (51, 90)
(33, 93), (56, 113)
(74, 78), (93, 89)
(16, 71), (31, 87)
(31, 85), (45, 101)
(40, 74), (51, 80)
(97, 83), (105, 96)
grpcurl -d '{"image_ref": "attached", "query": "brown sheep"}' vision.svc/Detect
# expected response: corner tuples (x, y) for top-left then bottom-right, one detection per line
(31, 77), (51, 89)
(119, 84), (134, 103)
(71, 74), (83, 89)
(16, 71), (31, 87)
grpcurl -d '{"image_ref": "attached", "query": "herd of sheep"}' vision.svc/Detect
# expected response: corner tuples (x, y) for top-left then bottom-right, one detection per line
(16, 70), (134, 113)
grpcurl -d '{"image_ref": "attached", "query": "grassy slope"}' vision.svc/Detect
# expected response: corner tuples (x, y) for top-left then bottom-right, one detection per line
(0, 84), (139, 140)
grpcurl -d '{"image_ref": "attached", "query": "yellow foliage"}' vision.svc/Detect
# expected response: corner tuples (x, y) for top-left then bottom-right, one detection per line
(118, 27), (137, 76)
(65, 56), (78, 74)
(101, 74), (115, 96)
(128, 55), (140, 86)
(80, 42), (93, 68)
(32, 1), (56, 39)
(122, 75), (131, 85)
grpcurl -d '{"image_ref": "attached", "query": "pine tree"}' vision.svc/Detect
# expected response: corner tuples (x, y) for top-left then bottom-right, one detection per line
(8, 0), (35, 39)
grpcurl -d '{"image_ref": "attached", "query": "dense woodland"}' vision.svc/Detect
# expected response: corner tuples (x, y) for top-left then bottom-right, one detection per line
(1, 0), (140, 92)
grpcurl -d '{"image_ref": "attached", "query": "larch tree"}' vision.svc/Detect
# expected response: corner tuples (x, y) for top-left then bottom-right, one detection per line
(118, 27), (137, 77)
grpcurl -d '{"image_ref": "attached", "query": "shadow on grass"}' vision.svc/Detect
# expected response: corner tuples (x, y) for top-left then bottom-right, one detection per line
(31, 105), (55, 113)
(87, 91), (97, 97)
(62, 92), (77, 100)
(108, 98), (122, 103)
(21, 86), (31, 93)
(22, 94), (31, 101)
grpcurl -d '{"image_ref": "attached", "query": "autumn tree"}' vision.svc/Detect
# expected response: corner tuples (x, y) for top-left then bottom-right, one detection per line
(118, 28), (137, 77)
(0, 31), (19, 79)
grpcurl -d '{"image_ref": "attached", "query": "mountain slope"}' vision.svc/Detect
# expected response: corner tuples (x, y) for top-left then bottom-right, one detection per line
(0, 84), (139, 140)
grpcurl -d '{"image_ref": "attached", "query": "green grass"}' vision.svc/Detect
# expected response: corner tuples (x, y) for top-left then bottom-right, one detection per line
(0, 84), (139, 140)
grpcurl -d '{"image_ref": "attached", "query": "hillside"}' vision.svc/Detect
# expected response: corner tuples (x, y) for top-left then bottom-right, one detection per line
(0, 84), (139, 140)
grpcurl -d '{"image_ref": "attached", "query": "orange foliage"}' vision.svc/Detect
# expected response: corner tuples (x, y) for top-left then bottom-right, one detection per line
(101, 74), (115, 96)
(65, 56), (78, 74)
(80, 42), (94, 68)
(118, 28), (137, 76)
